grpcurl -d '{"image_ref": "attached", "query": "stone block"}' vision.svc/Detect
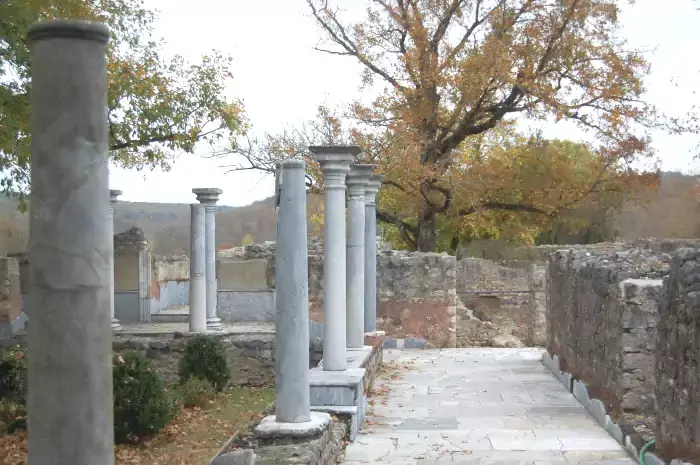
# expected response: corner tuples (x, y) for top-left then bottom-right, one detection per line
(604, 415), (624, 445)
(572, 380), (591, 411)
(217, 258), (269, 290)
(558, 371), (573, 392)
(309, 368), (366, 425)
(589, 398), (607, 426)
(254, 411), (331, 439)
(643, 452), (666, 465)
(310, 405), (359, 442)
(624, 435), (640, 463)
(211, 449), (254, 465)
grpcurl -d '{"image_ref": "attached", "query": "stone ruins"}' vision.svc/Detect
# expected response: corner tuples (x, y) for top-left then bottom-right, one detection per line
(0, 17), (698, 465)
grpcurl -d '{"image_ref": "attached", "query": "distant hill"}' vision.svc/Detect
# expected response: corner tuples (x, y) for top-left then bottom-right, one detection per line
(0, 171), (696, 256)
(0, 193), (324, 256)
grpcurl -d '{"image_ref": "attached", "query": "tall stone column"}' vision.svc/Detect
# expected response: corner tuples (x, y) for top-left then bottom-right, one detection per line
(364, 175), (383, 333)
(109, 189), (122, 330)
(275, 159), (311, 422)
(26, 19), (114, 465)
(189, 204), (207, 332)
(192, 188), (223, 330)
(309, 146), (358, 371)
(346, 164), (375, 348)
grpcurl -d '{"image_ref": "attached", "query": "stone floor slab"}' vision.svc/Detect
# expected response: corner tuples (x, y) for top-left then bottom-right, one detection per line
(339, 349), (634, 464)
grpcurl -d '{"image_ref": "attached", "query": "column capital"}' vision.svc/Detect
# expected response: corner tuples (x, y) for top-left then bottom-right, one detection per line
(365, 174), (384, 205)
(109, 189), (122, 204)
(192, 188), (223, 205)
(309, 146), (358, 190)
(347, 164), (375, 200)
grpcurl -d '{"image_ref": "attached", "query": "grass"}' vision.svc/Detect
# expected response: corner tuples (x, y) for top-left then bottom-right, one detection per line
(0, 387), (275, 465)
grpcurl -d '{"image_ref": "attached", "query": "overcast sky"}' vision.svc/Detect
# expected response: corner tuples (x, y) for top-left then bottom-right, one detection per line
(109, 0), (700, 207)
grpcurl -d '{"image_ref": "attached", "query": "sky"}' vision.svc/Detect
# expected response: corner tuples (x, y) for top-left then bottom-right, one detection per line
(109, 0), (700, 207)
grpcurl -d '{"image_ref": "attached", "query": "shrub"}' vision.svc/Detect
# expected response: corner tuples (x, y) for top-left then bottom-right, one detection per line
(0, 399), (26, 435)
(178, 377), (216, 408)
(113, 351), (177, 444)
(178, 335), (230, 392)
(0, 346), (27, 405)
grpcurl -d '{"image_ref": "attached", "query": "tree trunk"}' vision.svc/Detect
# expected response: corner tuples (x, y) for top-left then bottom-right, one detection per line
(416, 198), (437, 252)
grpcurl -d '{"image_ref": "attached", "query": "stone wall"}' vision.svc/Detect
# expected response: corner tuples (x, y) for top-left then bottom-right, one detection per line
(656, 248), (700, 462)
(114, 227), (151, 324)
(0, 257), (22, 337)
(545, 239), (700, 463)
(150, 255), (190, 313)
(456, 257), (547, 347)
(376, 251), (457, 348)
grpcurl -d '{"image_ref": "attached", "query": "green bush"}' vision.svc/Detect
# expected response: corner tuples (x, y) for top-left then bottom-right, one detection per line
(178, 377), (216, 408)
(178, 335), (230, 392)
(0, 399), (26, 435)
(113, 351), (177, 444)
(0, 346), (27, 405)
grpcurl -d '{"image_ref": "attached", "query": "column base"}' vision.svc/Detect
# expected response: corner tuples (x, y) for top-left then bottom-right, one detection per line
(206, 317), (223, 331)
(364, 330), (385, 337)
(110, 319), (122, 331)
(254, 411), (331, 439)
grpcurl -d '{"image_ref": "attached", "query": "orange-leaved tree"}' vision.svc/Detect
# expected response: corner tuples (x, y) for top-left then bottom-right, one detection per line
(299, 0), (657, 251)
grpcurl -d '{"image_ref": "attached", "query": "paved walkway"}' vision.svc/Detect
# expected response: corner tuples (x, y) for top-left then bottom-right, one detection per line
(342, 348), (634, 465)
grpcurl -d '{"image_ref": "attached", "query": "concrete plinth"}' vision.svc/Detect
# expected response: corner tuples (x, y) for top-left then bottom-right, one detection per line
(254, 411), (331, 439)
(189, 204), (207, 333)
(346, 164), (374, 348)
(26, 19), (115, 465)
(364, 174), (383, 332)
(274, 159), (311, 423)
(309, 146), (358, 371)
(193, 188), (223, 331)
(109, 189), (122, 331)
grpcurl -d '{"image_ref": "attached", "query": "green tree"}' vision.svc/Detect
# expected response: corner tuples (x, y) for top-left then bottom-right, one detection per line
(0, 0), (246, 198)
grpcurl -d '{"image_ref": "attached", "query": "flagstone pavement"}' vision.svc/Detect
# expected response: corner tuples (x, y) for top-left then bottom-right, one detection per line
(340, 348), (635, 465)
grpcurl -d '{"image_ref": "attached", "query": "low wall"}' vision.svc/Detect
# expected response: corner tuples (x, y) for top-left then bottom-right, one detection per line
(545, 240), (700, 464)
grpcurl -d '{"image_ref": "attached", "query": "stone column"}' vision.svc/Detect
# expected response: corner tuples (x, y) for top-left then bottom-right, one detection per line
(364, 175), (383, 333)
(109, 189), (122, 330)
(309, 146), (358, 371)
(26, 19), (114, 465)
(192, 188), (223, 330)
(346, 164), (375, 348)
(275, 159), (311, 422)
(189, 204), (207, 332)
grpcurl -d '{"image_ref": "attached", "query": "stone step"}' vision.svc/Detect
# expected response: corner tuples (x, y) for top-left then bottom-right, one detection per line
(151, 308), (189, 323)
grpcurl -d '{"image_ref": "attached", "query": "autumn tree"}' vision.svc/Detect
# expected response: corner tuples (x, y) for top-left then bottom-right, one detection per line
(298, 0), (656, 251)
(0, 0), (246, 197)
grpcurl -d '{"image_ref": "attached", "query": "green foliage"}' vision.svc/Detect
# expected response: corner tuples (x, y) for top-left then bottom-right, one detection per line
(178, 377), (216, 408)
(0, 346), (27, 406)
(0, 0), (246, 198)
(178, 335), (230, 392)
(113, 351), (177, 444)
(0, 399), (26, 435)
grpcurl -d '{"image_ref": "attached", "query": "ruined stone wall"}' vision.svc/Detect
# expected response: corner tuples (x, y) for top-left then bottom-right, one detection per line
(656, 248), (700, 463)
(456, 258), (547, 347)
(376, 251), (457, 348)
(0, 257), (22, 337)
(547, 246), (670, 435)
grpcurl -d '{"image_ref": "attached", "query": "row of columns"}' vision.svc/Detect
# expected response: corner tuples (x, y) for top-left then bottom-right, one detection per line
(309, 146), (383, 372)
(271, 150), (383, 426)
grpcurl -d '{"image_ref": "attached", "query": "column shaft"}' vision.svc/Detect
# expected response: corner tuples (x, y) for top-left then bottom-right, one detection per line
(346, 164), (374, 348)
(310, 146), (358, 372)
(26, 19), (114, 465)
(275, 159), (311, 423)
(109, 190), (122, 330)
(364, 175), (383, 333)
(189, 204), (207, 332)
(204, 205), (221, 329)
